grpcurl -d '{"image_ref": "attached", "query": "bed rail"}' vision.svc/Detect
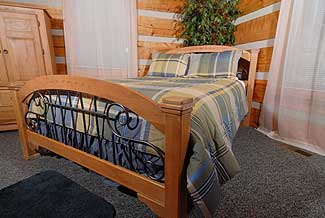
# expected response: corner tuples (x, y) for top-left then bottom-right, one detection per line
(13, 75), (193, 218)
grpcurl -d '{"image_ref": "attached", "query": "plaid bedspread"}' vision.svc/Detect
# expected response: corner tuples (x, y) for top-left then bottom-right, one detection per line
(30, 76), (248, 217)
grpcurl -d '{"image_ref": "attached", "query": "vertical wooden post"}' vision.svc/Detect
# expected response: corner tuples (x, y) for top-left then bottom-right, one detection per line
(243, 49), (260, 127)
(12, 89), (39, 160)
(159, 96), (193, 218)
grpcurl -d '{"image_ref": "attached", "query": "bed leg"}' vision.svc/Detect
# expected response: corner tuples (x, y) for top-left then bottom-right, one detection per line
(160, 96), (193, 218)
(243, 49), (260, 127)
(13, 90), (39, 160)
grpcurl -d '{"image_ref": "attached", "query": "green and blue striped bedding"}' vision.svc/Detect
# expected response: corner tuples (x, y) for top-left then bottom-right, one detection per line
(186, 50), (242, 78)
(147, 53), (190, 77)
(30, 77), (248, 217)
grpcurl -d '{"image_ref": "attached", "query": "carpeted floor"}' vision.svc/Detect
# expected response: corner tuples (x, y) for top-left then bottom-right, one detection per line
(0, 127), (325, 218)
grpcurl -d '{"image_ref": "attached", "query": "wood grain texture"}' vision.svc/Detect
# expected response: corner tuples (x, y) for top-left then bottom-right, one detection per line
(257, 47), (273, 72)
(0, 1), (62, 19)
(54, 46), (65, 56)
(137, 0), (185, 13)
(138, 41), (182, 59)
(0, 89), (16, 126)
(0, 43), (9, 84)
(238, 0), (281, 16)
(53, 35), (65, 47)
(253, 80), (267, 103)
(13, 90), (38, 159)
(242, 49), (259, 126)
(138, 16), (181, 37)
(44, 7), (62, 20)
(250, 108), (261, 128)
(0, 5), (56, 131)
(1, 11), (46, 83)
(28, 130), (166, 207)
(51, 18), (63, 29)
(235, 11), (279, 45)
(41, 10), (57, 75)
(160, 96), (193, 218)
(56, 63), (67, 75)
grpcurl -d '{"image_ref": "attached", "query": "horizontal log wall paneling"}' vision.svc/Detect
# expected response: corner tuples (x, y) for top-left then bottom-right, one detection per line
(235, 0), (281, 126)
(50, 16), (67, 74)
(238, 0), (281, 15)
(138, 16), (181, 38)
(235, 11), (279, 45)
(137, 0), (184, 76)
(137, 0), (184, 13)
(257, 47), (274, 72)
(138, 41), (182, 59)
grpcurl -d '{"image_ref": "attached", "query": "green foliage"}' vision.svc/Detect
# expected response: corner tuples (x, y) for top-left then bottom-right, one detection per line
(178, 0), (239, 46)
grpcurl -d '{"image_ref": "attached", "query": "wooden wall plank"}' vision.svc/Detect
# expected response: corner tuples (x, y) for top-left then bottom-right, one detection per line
(54, 47), (65, 56)
(238, 0), (281, 16)
(56, 63), (67, 75)
(137, 0), (185, 13)
(53, 35), (65, 47)
(235, 11), (279, 45)
(51, 18), (63, 29)
(250, 108), (261, 128)
(45, 7), (63, 20)
(138, 41), (182, 59)
(138, 16), (181, 37)
(253, 80), (267, 103)
(257, 47), (273, 72)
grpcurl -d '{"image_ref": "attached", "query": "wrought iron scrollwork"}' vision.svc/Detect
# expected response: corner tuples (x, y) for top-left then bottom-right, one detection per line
(25, 92), (49, 131)
(24, 90), (165, 182)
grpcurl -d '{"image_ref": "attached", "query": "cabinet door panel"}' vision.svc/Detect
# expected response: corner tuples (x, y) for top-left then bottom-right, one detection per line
(7, 37), (42, 81)
(0, 12), (46, 84)
(0, 89), (16, 125)
(0, 42), (9, 85)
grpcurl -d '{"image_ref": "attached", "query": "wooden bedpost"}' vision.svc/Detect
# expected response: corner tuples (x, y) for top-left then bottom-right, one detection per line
(242, 48), (260, 126)
(12, 89), (39, 160)
(159, 96), (193, 218)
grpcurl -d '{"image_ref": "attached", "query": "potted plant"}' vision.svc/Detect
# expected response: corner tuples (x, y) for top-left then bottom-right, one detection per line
(178, 0), (239, 46)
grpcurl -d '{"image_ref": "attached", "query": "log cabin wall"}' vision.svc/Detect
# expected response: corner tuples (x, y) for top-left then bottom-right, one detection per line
(235, 0), (281, 127)
(48, 9), (66, 75)
(3, 0), (281, 127)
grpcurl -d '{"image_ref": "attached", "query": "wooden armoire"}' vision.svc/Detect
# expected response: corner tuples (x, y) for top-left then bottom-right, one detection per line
(0, 3), (56, 131)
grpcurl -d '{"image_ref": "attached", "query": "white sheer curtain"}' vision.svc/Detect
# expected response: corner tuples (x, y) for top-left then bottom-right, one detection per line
(63, 0), (137, 79)
(259, 0), (325, 155)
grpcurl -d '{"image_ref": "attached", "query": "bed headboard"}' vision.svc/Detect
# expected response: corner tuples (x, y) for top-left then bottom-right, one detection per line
(165, 45), (260, 126)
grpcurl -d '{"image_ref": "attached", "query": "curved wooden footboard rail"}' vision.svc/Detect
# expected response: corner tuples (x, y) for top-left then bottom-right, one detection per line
(13, 75), (193, 218)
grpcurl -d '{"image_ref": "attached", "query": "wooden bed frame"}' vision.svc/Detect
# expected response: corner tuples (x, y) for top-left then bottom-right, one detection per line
(14, 45), (259, 218)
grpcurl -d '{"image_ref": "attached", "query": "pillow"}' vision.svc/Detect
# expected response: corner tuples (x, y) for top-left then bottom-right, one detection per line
(147, 52), (190, 77)
(186, 50), (242, 78)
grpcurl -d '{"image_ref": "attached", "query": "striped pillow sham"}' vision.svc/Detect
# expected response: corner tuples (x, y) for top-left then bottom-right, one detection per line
(186, 50), (242, 78)
(147, 53), (190, 77)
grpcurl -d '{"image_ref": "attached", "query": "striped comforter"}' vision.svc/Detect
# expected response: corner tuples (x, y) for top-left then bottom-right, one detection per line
(116, 77), (247, 216)
(30, 76), (248, 217)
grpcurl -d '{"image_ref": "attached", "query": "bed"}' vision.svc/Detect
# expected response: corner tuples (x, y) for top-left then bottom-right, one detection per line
(14, 45), (259, 218)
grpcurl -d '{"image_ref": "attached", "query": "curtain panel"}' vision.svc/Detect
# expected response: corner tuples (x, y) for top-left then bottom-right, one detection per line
(260, 0), (325, 155)
(63, 0), (138, 79)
